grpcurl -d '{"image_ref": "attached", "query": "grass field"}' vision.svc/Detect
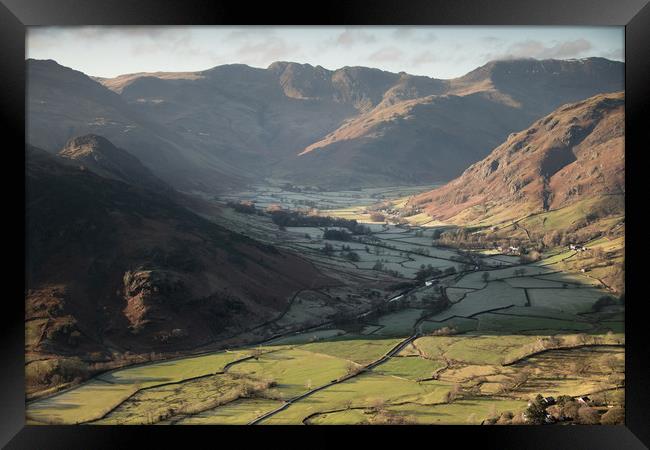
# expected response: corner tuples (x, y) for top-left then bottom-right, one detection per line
(27, 187), (625, 425)
(176, 399), (284, 425)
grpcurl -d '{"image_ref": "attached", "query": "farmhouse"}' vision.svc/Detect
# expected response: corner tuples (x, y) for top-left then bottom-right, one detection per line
(569, 244), (586, 251)
(496, 245), (520, 255)
(577, 396), (591, 405)
(425, 280), (438, 287)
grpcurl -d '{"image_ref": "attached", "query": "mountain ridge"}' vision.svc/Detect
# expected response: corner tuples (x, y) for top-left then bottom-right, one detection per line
(406, 91), (625, 224)
(27, 57), (624, 191)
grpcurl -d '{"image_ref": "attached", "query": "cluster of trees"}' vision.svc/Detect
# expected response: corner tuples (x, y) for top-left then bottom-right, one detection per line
(429, 326), (458, 336)
(365, 399), (418, 425)
(592, 295), (624, 312)
(268, 210), (371, 235)
(415, 264), (443, 282)
(343, 250), (361, 262)
(323, 229), (352, 241)
(519, 250), (542, 263)
(292, 199), (317, 208)
(321, 243), (335, 255)
(519, 394), (624, 425)
(226, 201), (264, 215)
(409, 247), (431, 256)
(370, 261), (403, 278)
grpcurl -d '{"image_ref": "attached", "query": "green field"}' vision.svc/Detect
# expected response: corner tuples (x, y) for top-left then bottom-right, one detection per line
(27, 189), (625, 425)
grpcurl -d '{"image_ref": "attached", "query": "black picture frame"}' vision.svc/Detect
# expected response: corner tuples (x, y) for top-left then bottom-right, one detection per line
(2, 0), (648, 447)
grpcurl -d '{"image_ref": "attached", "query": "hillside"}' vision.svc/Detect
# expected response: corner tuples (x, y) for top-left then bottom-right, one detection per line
(285, 58), (623, 186)
(27, 60), (247, 192)
(403, 92), (625, 293)
(25, 145), (330, 395)
(58, 134), (172, 193)
(408, 92), (624, 223)
(27, 57), (623, 191)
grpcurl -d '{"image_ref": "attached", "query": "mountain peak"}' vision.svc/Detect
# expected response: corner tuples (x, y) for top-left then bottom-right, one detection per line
(60, 134), (119, 159)
(58, 134), (170, 192)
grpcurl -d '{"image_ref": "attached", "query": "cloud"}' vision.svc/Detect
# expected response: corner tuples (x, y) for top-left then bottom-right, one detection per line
(411, 50), (440, 67)
(335, 29), (377, 47)
(392, 28), (437, 44)
(482, 36), (503, 44)
(30, 26), (185, 43)
(222, 28), (278, 42)
(368, 47), (404, 62)
(489, 38), (594, 60)
(29, 26), (203, 59)
(236, 37), (301, 65)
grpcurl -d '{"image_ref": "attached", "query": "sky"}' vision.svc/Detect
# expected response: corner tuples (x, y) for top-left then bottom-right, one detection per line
(26, 26), (624, 79)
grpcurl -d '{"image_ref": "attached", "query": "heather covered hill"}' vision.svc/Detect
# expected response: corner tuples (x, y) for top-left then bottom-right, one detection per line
(407, 92), (624, 223)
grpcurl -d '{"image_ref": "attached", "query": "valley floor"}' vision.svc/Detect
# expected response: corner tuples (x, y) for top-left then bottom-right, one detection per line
(26, 184), (625, 425)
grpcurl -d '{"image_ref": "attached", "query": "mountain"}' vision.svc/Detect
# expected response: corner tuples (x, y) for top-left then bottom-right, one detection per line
(25, 144), (330, 394)
(407, 91), (624, 223)
(58, 134), (171, 193)
(27, 60), (246, 192)
(290, 58), (624, 187)
(27, 57), (623, 191)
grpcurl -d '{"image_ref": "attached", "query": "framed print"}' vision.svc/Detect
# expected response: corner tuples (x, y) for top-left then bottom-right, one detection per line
(1, 0), (649, 447)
